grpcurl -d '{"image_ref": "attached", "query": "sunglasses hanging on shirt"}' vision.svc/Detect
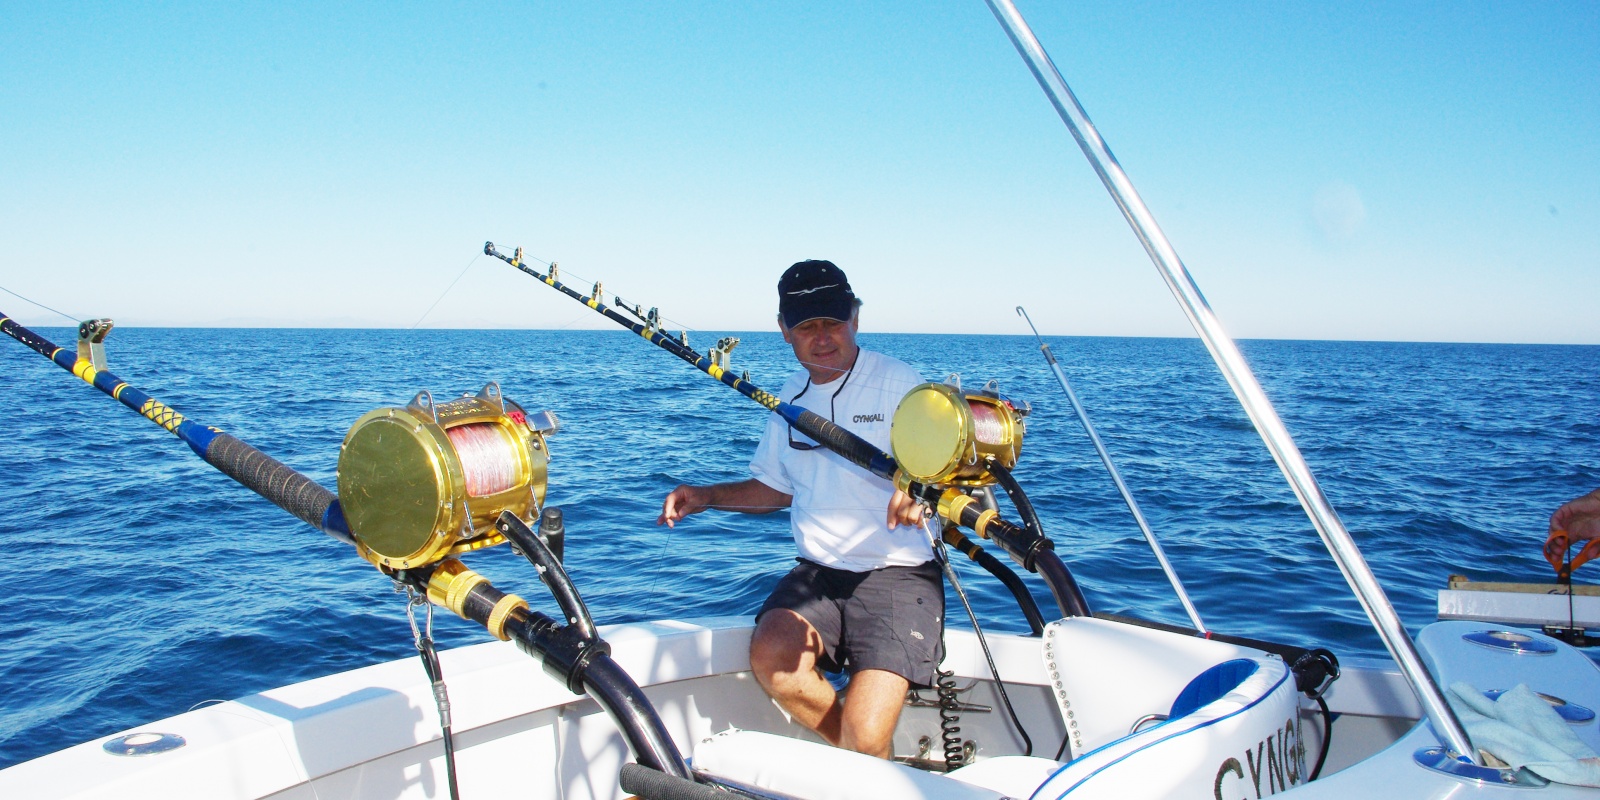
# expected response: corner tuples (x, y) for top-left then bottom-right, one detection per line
(787, 354), (859, 451)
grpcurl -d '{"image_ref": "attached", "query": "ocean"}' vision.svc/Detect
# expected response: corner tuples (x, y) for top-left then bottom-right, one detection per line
(2, 326), (1596, 769)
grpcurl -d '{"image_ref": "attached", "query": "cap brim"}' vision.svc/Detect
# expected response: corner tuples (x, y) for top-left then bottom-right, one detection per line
(781, 295), (854, 328)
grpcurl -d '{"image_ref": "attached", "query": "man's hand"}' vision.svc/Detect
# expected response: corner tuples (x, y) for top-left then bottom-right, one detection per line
(886, 488), (924, 530)
(659, 485), (709, 528)
(1552, 489), (1600, 542)
(658, 479), (793, 527)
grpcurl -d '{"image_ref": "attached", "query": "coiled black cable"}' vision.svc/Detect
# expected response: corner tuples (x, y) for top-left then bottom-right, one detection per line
(935, 668), (965, 769)
(934, 537), (1034, 758)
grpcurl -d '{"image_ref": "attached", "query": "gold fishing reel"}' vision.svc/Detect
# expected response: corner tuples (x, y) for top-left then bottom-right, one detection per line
(890, 381), (1027, 487)
(337, 382), (559, 569)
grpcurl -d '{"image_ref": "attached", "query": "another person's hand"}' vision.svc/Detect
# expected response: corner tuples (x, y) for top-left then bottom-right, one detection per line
(1552, 489), (1600, 542)
(886, 488), (924, 530)
(659, 485), (709, 528)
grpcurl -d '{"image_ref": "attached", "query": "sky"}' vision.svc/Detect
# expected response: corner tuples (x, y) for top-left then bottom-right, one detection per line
(2, 2), (1595, 343)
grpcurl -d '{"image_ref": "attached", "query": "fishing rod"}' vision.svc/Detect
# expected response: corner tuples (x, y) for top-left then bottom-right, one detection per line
(1016, 306), (1206, 633)
(484, 241), (1093, 619)
(0, 310), (696, 784)
(1, 314), (353, 543)
(483, 241), (894, 480)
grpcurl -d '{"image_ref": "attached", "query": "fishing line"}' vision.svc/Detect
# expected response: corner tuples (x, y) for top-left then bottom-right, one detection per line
(553, 308), (600, 330)
(638, 517), (686, 614)
(410, 254), (480, 329)
(0, 284), (81, 324)
(446, 423), (522, 496)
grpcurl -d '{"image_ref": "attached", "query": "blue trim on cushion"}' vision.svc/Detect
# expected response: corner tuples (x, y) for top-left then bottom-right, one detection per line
(1169, 658), (1259, 719)
(1031, 662), (1291, 800)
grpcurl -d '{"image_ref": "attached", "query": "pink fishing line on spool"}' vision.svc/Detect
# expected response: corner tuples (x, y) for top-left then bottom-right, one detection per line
(447, 423), (520, 496)
(971, 402), (1006, 445)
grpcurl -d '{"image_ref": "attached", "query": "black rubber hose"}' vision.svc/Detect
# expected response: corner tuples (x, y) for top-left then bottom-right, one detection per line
(619, 763), (733, 800)
(945, 529), (1046, 635)
(984, 461), (1090, 618)
(415, 637), (460, 800)
(1310, 694), (1333, 781)
(986, 459), (1046, 542)
(582, 655), (696, 780)
(1033, 552), (1091, 619)
(497, 512), (596, 640)
(913, 483), (1089, 618)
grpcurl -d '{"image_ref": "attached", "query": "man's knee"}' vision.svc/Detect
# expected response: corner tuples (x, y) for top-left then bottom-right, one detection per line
(840, 669), (909, 758)
(750, 610), (820, 681)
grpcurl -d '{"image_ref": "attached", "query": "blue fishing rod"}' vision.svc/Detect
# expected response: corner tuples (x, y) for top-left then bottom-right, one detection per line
(1, 314), (354, 543)
(0, 310), (698, 788)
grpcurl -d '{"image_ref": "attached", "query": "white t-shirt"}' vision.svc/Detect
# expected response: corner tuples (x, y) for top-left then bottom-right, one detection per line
(750, 349), (932, 571)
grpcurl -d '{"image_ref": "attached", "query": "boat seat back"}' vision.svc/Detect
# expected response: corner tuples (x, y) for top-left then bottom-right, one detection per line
(1031, 654), (1304, 799)
(1041, 616), (1270, 754)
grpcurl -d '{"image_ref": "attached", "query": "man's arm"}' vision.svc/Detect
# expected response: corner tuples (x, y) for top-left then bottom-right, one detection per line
(658, 479), (793, 527)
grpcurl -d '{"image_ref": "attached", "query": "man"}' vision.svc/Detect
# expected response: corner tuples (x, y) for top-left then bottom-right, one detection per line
(657, 259), (936, 758)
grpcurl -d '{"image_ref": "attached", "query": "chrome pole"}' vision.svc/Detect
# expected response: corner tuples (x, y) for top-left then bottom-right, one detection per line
(983, 0), (1479, 763)
(1017, 306), (1207, 633)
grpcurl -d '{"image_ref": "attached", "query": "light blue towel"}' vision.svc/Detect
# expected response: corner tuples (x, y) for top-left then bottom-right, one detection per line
(1446, 681), (1600, 787)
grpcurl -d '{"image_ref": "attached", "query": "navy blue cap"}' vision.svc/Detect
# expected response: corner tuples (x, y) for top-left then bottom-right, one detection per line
(778, 260), (856, 328)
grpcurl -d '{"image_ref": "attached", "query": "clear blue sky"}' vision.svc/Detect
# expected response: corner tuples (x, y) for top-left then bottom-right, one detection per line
(2, 2), (1595, 343)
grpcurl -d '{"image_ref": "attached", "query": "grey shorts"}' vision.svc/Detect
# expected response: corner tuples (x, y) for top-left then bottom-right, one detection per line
(757, 559), (945, 689)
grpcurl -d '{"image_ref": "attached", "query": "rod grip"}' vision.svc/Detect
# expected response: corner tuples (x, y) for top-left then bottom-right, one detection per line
(790, 408), (896, 480)
(202, 433), (350, 543)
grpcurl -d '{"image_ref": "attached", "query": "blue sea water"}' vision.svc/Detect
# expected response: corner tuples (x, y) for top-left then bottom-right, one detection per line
(1, 326), (1596, 769)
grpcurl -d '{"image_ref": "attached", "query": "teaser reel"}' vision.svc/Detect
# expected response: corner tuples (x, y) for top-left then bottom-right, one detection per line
(891, 379), (1029, 489)
(337, 382), (560, 570)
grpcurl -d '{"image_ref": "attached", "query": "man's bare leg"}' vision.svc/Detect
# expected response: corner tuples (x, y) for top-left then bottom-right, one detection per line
(749, 610), (843, 745)
(839, 668), (909, 758)
(750, 611), (909, 758)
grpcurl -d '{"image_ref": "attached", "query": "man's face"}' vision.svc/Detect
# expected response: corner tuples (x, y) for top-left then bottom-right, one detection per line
(781, 314), (860, 382)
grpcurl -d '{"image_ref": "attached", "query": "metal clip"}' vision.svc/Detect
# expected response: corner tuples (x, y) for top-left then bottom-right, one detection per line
(398, 582), (435, 650)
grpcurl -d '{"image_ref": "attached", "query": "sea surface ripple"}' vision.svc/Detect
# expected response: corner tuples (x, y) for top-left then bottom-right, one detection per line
(2, 327), (1596, 768)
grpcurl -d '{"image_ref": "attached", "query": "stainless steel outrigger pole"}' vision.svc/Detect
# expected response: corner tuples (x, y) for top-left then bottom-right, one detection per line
(1017, 306), (1207, 634)
(983, 0), (1479, 764)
